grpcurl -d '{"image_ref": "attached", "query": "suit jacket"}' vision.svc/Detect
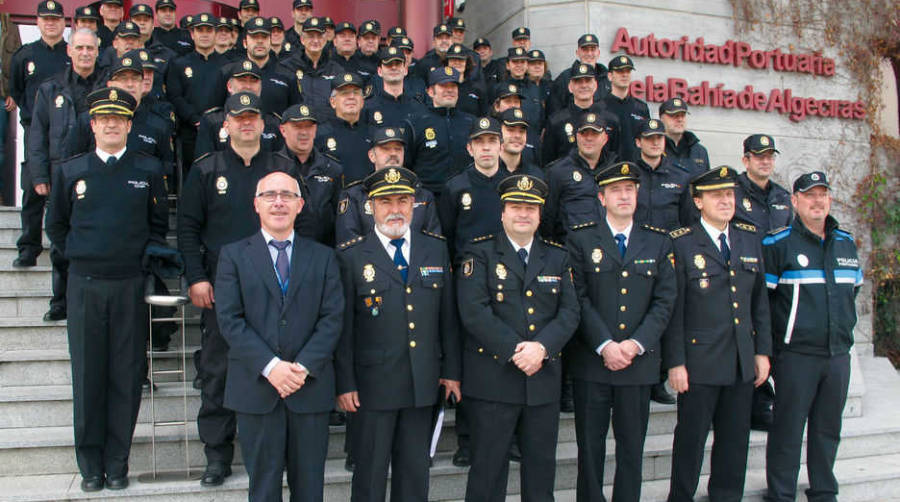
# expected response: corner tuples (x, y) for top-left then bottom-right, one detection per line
(335, 229), (460, 411)
(456, 233), (580, 406)
(216, 231), (344, 415)
(663, 221), (772, 385)
(0, 14), (22, 97)
(565, 221), (676, 385)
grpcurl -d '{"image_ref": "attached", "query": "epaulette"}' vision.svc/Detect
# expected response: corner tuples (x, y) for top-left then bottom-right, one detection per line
(669, 227), (692, 239)
(470, 234), (494, 243)
(733, 222), (757, 233)
(834, 228), (855, 242)
(421, 229), (446, 240)
(192, 152), (213, 164)
(570, 221), (596, 231)
(545, 158), (563, 170)
(337, 235), (366, 249)
(202, 106), (222, 116)
(641, 223), (669, 235)
(323, 152), (342, 164)
(343, 178), (363, 189)
(767, 225), (790, 236)
(542, 238), (565, 249)
(59, 152), (90, 165)
(762, 226), (792, 246)
(269, 112), (282, 121)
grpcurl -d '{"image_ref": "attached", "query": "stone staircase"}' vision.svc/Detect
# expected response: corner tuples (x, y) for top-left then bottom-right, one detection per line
(1, 205), (900, 501)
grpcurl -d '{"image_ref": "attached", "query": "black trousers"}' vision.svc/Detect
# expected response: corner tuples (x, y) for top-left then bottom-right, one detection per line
(197, 306), (235, 465)
(350, 405), (433, 502)
(573, 380), (651, 502)
(668, 381), (753, 502)
(236, 403), (330, 502)
(765, 351), (850, 502)
(465, 397), (559, 502)
(67, 273), (147, 479)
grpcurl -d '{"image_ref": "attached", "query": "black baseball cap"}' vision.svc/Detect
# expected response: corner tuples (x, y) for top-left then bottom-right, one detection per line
(608, 55), (635, 71)
(359, 20), (380, 36)
(446, 44), (467, 60)
(372, 126), (407, 145)
(109, 53), (143, 77)
(114, 21), (141, 38)
(577, 33), (599, 47)
(433, 24), (451, 37)
(281, 104), (317, 123)
(793, 171), (830, 193)
(229, 59), (262, 79)
(378, 46), (405, 64)
(75, 6), (100, 21)
(636, 119), (666, 138)
(472, 37), (490, 49)
(302, 17), (326, 32)
(576, 111), (607, 133)
(245, 16), (271, 34)
(130, 4), (153, 18)
(569, 62), (597, 80)
(335, 22), (356, 34)
(469, 116), (502, 139)
(743, 134), (780, 155)
(511, 27), (530, 40)
(225, 92), (261, 116)
(507, 47), (528, 60)
(428, 66), (460, 86)
(331, 72), (364, 91)
(659, 98), (689, 115)
(191, 13), (215, 28)
(499, 108), (529, 128)
(155, 0), (176, 10)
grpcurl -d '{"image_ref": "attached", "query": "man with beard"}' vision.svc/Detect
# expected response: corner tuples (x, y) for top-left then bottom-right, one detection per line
(660, 98), (709, 175)
(336, 166), (460, 502)
(411, 23), (453, 81)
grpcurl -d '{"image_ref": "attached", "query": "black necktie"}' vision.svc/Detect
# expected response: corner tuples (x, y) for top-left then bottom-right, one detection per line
(390, 238), (408, 283)
(269, 240), (290, 295)
(615, 233), (627, 258)
(719, 233), (731, 264)
(106, 156), (117, 167)
(517, 248), (528, 265)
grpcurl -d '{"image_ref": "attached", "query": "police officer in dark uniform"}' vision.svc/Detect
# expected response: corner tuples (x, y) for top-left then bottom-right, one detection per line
(9, 0), (69, 268)
(439, 117), (511, 262)
(269, 16), (292, 61)
(151, 0), (193, 56)
(283, 0), (313, 53)
(566, 161), (677, 502)
(660, 98), (709, 176)
(335, 166), (460, 502)
(25, 27), (101, 319)
(279, 104), (344, 245)
(446, 43), (486, 117)
(603, 55), (650, 162)
(116, 51), (175, 174)
(196, 60), (284, 159)
(178, 92), (300, 487)
(315, 72), (373, 185)
(457, 174), (580, 502)
(498, 108), (544, 179)
(734, 134), (792, 233)
(548, 34), (610, 117)
(633, 119), (693, 233)
(167, 13), (228, 168)
(329, 21), (359, 75)
(500, 47), (544, 135)
(242, 16), (302, 116)
(405, 67), (476, 197)
(543, 111), (618, 242)
(74, 5), (100, 32)
(664, 166), (772, 502)
(352, 20), (381, 81)
(484, 27), (530, 87)
(97, 0), (125, 50)
(280, 17), (346, 120)
(45, 86), (168, 492)
(763, 171), (860, 502)
(364, 46), (426, 129)
(411, 23), (453, 82)
(473, 37), (503, 86)
(96, 21), (142, 72)
(389, 37), (428, 103)
(336, 126), (439, 244)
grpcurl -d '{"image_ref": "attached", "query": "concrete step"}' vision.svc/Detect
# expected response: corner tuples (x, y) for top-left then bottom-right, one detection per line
(0, 224), (50, 247)
(0, 290), (52, 319)
(0, 207), (22, 227)
(0, 316), (202, 351)
(0, 246), (51, 267)
(0, 266), (53, 290)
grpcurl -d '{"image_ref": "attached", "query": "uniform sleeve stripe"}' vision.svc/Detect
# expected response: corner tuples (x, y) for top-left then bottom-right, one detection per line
(765, 273), (779, 289)
(781, 269), (825, 280)
(834, 269), (863, 286)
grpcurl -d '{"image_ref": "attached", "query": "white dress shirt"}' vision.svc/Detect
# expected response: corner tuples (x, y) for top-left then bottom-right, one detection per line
(506, 235), (533, 263)
(374, 226), (411, 264)
(260, 229), (306, 378)
(95, 146), (127, 163)
(700, 217), (730, 253)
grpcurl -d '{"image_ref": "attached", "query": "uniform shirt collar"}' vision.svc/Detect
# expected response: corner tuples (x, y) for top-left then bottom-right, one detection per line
(506, 234), (533, 258)
(374, 225), (411, 262)
(261, 228), (295, 246)
(96, 147), (127, 163)
(700, 217), (729, 250)
(606, 218), (633, 245)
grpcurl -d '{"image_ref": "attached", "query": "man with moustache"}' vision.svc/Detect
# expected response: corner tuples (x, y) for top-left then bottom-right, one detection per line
(336, 166), (460, 502)
(566, 161), (676, 502)
(664, 166), (772, 502)
(215, 171), (343, 502)
(281, 17), (346, 119)
(336, 127), (440, 244)
(457, 174), (580, 502)
(763, 172), (861, 502)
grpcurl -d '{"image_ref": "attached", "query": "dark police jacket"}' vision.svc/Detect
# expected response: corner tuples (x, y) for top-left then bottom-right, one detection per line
(10, 38), (69, 126)
(279, 51), (345, 120)
(151, 26), (194, 56)
(602, 92), (650, 163)
(438, 165), (510, 262)
(195, 107), (284, 160)
(364, 82), (427, 129)
(633, 156), (692, 232)
(166, 50), (228, 127)
(664, 131), (709, 176)
(762, 216), (861, 357)
(46, 150), (168, 278)
(456, 234), (580, 405)
(548, 61), (610, 117)
(27, 68), (101, 185)
(216, 231), (344, 415)
(566, 221), (676, 385)
(541, 102), (618, 167)
(405, 105), (475, 195)
(663, 221), (772, 385)
(335, 181), (440, 245)
(336, 230), (460, 410)
(543, 148), (617, 242)
(314, 114), (374, 185)
(281, 147), (344, 246)
(733, 172), (793, 234)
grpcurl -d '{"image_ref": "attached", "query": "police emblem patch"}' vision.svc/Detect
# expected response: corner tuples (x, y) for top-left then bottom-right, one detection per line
(373, 111), (383, 123)
(572, 171), (582, 182)
(75, 179), (86, 199)
(364, 200), (373, 214)
(694, 254), (706, 269)
(216, 176), (228, 194)
(338, 198), (348, 214)
(699, 278), (709, 289)
(591, 248), (603, 264)
(218, 128), (228, 140)
(424, 128), (436, 140)
(327, 138), (337, 151)
(27, 62), (35, 75)
(797, 253), (809, 267)
(462, 258), (474, 277)
(495, 263), (507, 280)
(185, 67), (193, 78)
(742, 197), (752, 212)
(461, 192), (472, 209)
(55, 95), (64, 108)
(363, 264), (376, 282)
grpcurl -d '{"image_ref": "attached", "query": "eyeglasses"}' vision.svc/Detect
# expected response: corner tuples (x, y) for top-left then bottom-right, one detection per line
(256, 190), (301, 202)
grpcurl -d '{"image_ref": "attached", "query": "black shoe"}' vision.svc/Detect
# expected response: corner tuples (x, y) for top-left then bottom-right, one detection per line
(192, 374), (203, 390)
(650, 383), (676, 405)
(344, 456), (355, 472)
(452, 447), (470, 467)
(329, 410), (346, 426)
(200, 463), (231, 487)
(151, 341), (169, 352)
(80, 476), (104, 492)
(12, 255), (37, 268)
(106, 476), (129, 490)
(43, 307), (66, 322)
(508, 442), (522, 462)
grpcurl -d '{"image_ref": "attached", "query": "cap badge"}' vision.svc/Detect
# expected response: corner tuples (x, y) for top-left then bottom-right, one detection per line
(649, 119), (658, 129)
(299, 105), (309, 115)
(518, 28), (525, 34)
(444, 67), (453, 76)
(109, 89), (118, 101)
(343, 73), (353, 82)
(479, 118), (490, 129)
(572, 170), (582, 182)
(516, 176), (533, 191)
(514, 109), (523, 118)
(240, 94), (251, 105)
(365, 23), (373, 30)
(389, 47), (397, 55)
(516, 48), (523, 55)
(694, 254), (706, 269)
(216, 176), (228, 194)
(454, 46), (461, 53)
(140, 51), (149, 60)
(495, 263), (508, 280)
(810, 173), (820, 181)
(760, 136), (770, 146)
(674, 99), (682, 106)
(586, 35), (593, 41)
(591, 248), (603, 263)
(255, 17), (263, 25)
(243, 60), (252, 70)
(122, 58), (132, 66)
(621, 165), (630, 175)
(138, 5), (146, 11)
(385, 127), (395, 137)
(363, 264), (376, 282)
(126, 22), (134, 29)
(402, 37), (410, 44)
(456, 19), (463, 26)
(587, 114), (596, 123)
(311, 18), (318, 25)
(384, 168), (401, 184)
(85, 8), (91, 14)
(47, 1), (56, 10)
(579, 64), (588, 73)
(719, 167), (728, 177)
(619, 56), (627, 63)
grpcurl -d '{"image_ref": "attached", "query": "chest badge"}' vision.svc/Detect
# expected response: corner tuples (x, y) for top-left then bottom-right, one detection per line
(698, 278), (710, 289)
(215, 176), (228, 194)
(363, 263), (376, 282)
(495, 263), (507, 280)
(693, 254), (706, 270)
(591, 248), (603, 264)
(461, 192), (472, 210)
(364, 200), (373, 215)
(75, 179), (86, 199)
(184, 66), (193, 78)
(373, 110), (383, 124)
(572, 170), (582, 182)
(27, 61), (35, 75)
(424, 128), (436, 140)
(742, 197), (752, 212)
(54, 95), (64, 108)
(218, 127), (229, 141)
(797, 254), (809, 267)
(326, 138), (337, 151)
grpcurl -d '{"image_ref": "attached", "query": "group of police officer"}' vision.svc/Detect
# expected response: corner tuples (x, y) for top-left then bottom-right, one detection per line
(8, 1), (861, 501)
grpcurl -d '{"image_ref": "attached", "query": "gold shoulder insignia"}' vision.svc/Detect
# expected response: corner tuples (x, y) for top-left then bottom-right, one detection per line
(641, 224), (668, 235)
(767, 225), (790, 236)
(421, 229), (446, 240)
(338, 235), (366, 249)
(471, 234), (494, 243)
(669, 227), (692, 239)
(734, 222), (757, 233)
(542, 238), (565, 249)
(192, 152), (213, 164)
(202, 106), (222, 116)
(570, 221), (596, 231)
(343, 178), (363, 188)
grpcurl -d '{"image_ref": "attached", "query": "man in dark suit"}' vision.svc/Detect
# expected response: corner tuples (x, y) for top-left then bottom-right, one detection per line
(664, 166), (772, 502)
(566, 161), (677, 502)
(215, 170), (344, 502)
(457, 174), (580, 502)
(335, 166), (461, 502)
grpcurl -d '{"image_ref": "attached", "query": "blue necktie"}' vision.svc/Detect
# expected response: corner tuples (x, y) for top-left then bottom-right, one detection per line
(106, 156), (116, 167)
(719, 233), (731, 264)
(269, 240), (290, 295)
(517, 248), (528, 265)
(615, 233), (627, 258)
(390, 238), (408, 283)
